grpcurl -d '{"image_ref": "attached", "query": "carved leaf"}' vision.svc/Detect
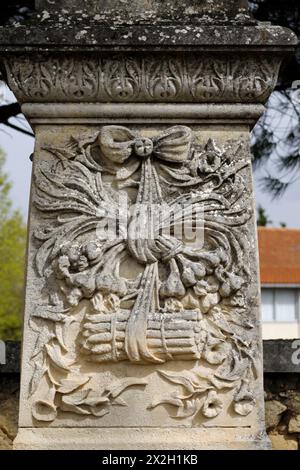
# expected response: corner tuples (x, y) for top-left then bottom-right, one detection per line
(90, 406), (110, 418)
(57, 374), (91, 394)
(148, 393), (184, 410)
(31, 326), (55, 359)
(33, 305), (68, 323)
(105, 378), (148, 398)
(176, 399), (202, 419)
(215, 351), (249, 382)
(29, 359), (47, 396)
(45, 343), (74, 372)
(158, 370), (197, 394)
(60, 397), (90, 415)
(111, 396), (127, 407)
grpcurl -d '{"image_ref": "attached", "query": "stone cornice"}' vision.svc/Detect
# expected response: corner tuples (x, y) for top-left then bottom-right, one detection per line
(0, 24), (296, 50)
(3, 51), (284, 105)
(22, 103), (265, 125)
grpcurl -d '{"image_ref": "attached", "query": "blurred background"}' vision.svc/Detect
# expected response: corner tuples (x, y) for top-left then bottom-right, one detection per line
(0, 0), (300, 340)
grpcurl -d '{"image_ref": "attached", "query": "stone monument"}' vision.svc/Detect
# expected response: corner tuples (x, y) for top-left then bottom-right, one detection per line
(0, 0), (296, 449)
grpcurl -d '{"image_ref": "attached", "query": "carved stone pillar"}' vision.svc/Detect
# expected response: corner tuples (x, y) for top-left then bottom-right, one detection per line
(0, 0), (296, 449)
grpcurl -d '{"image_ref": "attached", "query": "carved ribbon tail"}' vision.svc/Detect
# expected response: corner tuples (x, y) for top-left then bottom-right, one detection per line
(125, 262), (162, 363)
(125, 158), (164, 363)
(99, 125), (192, 363)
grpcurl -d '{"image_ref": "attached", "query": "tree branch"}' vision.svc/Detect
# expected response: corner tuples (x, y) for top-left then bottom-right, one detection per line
(3, 120), (35, 137)
(0, 102), (34, 137)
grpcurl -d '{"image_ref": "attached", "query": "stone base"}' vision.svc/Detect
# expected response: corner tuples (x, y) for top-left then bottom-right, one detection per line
(14, 428), (271, 450)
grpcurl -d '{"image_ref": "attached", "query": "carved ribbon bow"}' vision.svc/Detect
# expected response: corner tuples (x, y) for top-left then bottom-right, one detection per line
(98, 126), (193, 363)
(99, 125), (193, 265)
(98, 125), (192, 165)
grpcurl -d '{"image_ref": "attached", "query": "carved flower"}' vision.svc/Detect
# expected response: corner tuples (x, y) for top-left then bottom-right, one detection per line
(202, 336), (229, 365)
(202, 390), (223, 418)
(32, 383), (57, 422)
(195, 139), (223, 174)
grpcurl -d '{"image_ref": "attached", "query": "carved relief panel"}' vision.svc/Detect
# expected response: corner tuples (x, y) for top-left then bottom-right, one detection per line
(20, 124), (261, 428)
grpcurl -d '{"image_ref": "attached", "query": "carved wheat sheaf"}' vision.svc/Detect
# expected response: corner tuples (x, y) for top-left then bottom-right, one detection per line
(29, 126), (257, 422)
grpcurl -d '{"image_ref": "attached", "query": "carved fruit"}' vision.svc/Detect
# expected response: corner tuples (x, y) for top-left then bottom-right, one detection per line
(178, 256), (206, 287)
(160, 271), (186, 299)
(72, 272), (95, 293)
(65, 287), (82, 307)
(219, 273), (244, 298)
(96, 273), (127, 297)
(193, 277), (219, 297)
(199, 293), (220, 314)
(181, 267), (197, 287)
(83, 242), (102, 261)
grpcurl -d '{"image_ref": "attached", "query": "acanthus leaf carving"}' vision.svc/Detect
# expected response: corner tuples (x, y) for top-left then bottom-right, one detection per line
(4, 54), (281, 104)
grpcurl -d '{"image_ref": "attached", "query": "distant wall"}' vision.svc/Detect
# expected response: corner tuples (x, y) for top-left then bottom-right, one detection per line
(1, 340), (300, 450)
(263, 323), (300, 340)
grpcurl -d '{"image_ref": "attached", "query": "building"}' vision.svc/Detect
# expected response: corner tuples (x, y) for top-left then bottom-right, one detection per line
(258, 227), (300, 339)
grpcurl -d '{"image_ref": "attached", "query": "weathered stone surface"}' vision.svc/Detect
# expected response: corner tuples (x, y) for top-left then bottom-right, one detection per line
(2, 356), (300, 449)
(0, 429), (12, 450)
(265, 400), (287, 431)
(0, 0), (296, 49)
(269, 432), (298, 451)
(283, 391), (300, 416)
(3, 53), (283, 104)
(288, 415), (300, 434)
(36, 0), (251, 22)
(0, 376), (19, 450)
(0, 0), (296, 451)
(14, 125), (263, 434)
(0, 24), (295, 50)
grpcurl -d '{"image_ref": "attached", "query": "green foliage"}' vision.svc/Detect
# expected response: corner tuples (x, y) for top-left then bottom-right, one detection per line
(257, 205), (272, 227)
(0, 151), (26, 340)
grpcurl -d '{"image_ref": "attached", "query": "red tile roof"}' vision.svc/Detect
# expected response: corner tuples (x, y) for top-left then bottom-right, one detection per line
(258, 227), (300, 284)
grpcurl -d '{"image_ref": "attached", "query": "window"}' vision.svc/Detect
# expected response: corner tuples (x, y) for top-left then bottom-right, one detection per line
(261, 288), (298, 322)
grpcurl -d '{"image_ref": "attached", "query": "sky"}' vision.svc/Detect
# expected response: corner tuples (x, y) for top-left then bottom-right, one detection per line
(0, 84), (300, 228)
